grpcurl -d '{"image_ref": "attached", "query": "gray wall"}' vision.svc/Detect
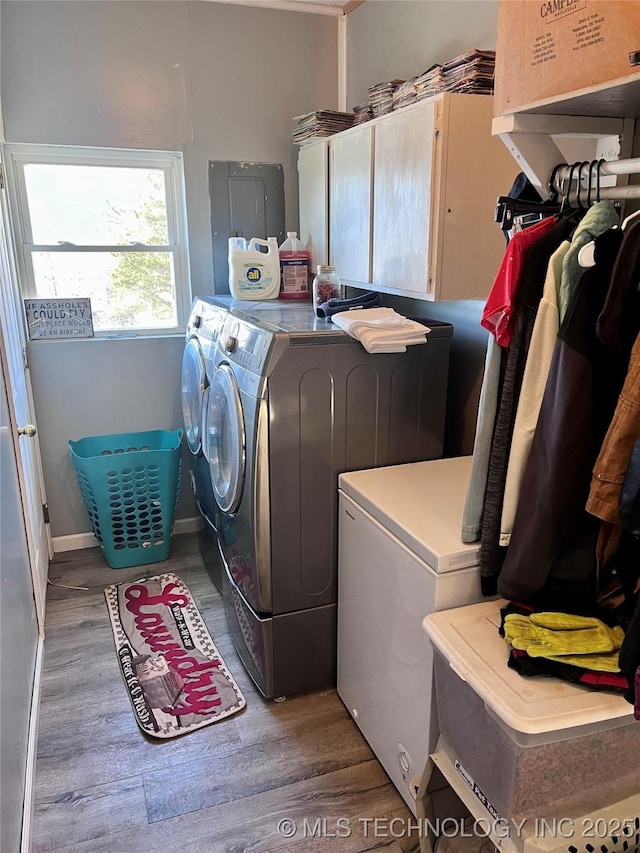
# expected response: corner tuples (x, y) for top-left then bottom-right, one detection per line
(1, 0), (338, 537)
(2, 0), (502, 536)
(2, 0), (338, 296)
(347, 0), (498, 109)
(347, 0), (500, 456)
(28, 337), (193, 537)
(382, 297), (487, 457)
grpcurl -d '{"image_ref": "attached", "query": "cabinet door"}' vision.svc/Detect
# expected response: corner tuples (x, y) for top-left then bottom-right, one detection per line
(372, 101), (436, 296)
(330, 125), (373, 284)
(298, 140), (328, 270)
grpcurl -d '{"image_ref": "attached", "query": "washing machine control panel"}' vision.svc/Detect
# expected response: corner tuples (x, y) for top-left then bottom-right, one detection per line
(219, 316), (273, 379)
(188, 299), (226, 347)
(224, 335), (237, 354)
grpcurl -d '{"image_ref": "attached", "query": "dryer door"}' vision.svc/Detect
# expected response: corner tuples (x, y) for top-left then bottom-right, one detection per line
(181, 337), (207, 456)
(205, 363), (245, 514)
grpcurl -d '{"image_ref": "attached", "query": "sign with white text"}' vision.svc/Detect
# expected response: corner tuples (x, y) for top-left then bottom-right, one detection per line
(24, 298), (94, 340)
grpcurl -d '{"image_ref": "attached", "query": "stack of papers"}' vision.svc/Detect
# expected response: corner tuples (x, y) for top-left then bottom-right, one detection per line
(332, 307), (430, 354)
(415, 64), (445, 100)
(392, 78), (418, 111)
(292, 110), (355, 144)
(442, 49), (496, 95)
(353, 102), (374, 125)
(368, 79), (405, 117)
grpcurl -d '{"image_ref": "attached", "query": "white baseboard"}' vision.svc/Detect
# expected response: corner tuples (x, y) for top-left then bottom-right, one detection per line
(21, 635), (44, 853)
(52, 516), (204, 554)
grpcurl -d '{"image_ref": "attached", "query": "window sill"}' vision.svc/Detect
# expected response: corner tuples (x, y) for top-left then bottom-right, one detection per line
(28, 331), (186, 343)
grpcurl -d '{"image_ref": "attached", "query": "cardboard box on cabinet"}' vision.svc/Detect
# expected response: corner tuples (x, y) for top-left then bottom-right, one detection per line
(494, 0), (640, 116)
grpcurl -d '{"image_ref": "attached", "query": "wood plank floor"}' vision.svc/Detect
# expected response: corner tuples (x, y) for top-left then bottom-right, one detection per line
(32, 533), (421, 853)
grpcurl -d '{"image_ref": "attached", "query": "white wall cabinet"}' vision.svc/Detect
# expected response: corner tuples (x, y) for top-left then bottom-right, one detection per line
(372, 99), (436, 297)
(329, 124), (373, 284)
(297, 139), (329, 271)
(299, 92), (517, 301)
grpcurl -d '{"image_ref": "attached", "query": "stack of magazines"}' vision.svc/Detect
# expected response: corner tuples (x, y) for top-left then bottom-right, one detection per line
(353, 102), (374, 125)
(392, 78), (418, 111)
(368, 79), (405, 117)
(442, 49), (495, 94)
(292, 110), (355, 144)
(415, 64), (445, 100)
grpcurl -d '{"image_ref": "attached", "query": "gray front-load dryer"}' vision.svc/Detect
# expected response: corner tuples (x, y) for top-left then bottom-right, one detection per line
(181, 296), (230, 590)
(203, 301), (452, 698)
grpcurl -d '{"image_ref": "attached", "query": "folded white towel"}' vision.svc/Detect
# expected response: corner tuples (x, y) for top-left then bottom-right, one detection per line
(333, 307), (430, 353)
(332, 307), (411, 330)
(358, 328), (426, 353)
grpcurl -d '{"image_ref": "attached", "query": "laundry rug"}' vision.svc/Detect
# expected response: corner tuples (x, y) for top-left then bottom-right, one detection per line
(104, 572), (245, 738)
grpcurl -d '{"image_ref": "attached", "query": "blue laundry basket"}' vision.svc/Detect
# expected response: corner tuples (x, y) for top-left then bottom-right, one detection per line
(68, 429), (183, 569)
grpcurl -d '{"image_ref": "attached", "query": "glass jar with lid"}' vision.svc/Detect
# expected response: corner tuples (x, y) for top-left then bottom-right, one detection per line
(312, 265), (342, 315)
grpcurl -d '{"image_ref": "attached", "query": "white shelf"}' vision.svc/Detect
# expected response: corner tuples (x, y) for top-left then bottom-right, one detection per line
(501, 71), (640, 120)
(492, 77), (638, 198)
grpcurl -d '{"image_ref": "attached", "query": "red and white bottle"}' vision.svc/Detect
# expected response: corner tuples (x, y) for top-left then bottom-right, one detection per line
(278, 232), (310, 300)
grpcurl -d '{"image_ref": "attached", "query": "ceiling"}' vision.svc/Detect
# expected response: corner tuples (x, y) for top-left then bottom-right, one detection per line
(201, 0), (363, 16)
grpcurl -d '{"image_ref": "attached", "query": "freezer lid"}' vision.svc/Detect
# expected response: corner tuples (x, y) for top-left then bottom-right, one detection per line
(338, 456), (478, 573)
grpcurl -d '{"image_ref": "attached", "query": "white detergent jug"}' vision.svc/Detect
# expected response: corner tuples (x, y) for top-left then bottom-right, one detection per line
(228, 237), (280, 300)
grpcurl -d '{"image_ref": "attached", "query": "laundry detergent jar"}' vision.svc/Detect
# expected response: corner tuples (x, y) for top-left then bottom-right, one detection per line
(228, 237), (280, 300)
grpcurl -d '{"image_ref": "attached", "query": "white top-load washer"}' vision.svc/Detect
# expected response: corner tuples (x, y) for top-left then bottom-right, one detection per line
(337, 455), (484, 815)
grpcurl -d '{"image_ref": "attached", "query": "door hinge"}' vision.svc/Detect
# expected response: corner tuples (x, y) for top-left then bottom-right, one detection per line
(0, 164), (4, 191)
(42, 503), (50, 524)
(22, 345), (29, 371)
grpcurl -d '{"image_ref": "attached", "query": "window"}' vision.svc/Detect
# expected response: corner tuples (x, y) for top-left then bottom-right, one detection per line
(3, 144), (191, 335)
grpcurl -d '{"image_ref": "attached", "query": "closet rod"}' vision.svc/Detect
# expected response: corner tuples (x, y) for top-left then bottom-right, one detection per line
(555, 157), (640, 179)
(580, 185), (640, 200)
(552, 157), (640, 201)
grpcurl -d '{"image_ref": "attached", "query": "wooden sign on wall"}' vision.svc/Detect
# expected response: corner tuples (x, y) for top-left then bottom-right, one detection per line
(24, 298), (94, 340)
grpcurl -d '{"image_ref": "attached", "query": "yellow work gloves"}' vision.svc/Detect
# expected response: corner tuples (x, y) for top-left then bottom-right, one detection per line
(504, 612), (625, 672)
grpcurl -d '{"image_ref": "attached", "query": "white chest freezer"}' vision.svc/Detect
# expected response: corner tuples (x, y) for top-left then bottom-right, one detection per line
(337, 456), (484, 814)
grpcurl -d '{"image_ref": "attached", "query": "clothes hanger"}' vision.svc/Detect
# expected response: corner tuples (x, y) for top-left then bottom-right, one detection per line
(578, 159), (638, 268)
(559, 162), (579, 219)
(495, 189), (561, 231)
(586, 159), (596, 208)
(574, 161), (587, 211)
(595, 157), (604, 202)
(495, 165), (565, 232)
(620, 205), (640, 229)
(548, 161), (568, 203)
(578, 160), (599, 268)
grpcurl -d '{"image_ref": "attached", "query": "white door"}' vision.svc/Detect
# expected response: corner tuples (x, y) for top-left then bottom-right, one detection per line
(0, 164), (51, 627)
(329, 124), (373, 284)
(0, 352), (39, 853)
(372, 100), (436, 296)
(298, 140), (329, 270)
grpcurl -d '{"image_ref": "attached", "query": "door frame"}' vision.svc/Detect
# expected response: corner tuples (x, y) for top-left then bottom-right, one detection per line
(0, 156), (52, 631)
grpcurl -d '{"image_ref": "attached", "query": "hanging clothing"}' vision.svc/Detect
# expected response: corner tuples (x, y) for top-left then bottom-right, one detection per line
(619, 595), (640, 710)
(500, 240), (570, 546)
(461, 334), (504, 543)
(497, 226), (633, 606)
(587, 332), (640, 526)
(586, 222), (640, 568)
(558, 201), (619, 323)
(479, 217), (573, 595)
(480, 216), (556, 348)
(597, 219), (640, 353)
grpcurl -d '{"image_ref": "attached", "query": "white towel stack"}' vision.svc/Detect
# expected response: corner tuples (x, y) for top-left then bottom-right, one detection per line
(332, 307), (430, 353)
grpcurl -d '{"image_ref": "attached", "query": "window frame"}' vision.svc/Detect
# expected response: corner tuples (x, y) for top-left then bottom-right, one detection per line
(2, 143), (192, 337)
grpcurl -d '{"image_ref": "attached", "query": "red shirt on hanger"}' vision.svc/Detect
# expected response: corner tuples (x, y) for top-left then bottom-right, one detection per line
(481, 216), (557, 347)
